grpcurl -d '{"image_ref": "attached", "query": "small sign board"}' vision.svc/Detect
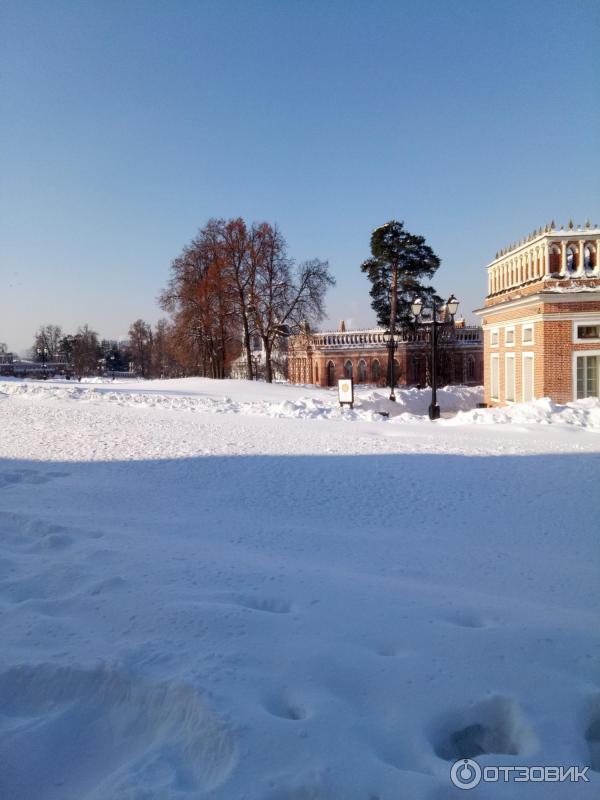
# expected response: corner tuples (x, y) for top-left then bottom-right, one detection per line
(338, 378), (354, 408)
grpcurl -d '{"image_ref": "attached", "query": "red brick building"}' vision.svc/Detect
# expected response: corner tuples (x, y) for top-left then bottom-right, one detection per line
(475, 221), (600, 405)
(288, 320), (482, 388)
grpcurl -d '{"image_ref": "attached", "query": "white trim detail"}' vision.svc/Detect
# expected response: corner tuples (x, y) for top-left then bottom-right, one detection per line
(475, 288), (600, 318)
(573, 318), (600, 343)
(522, 324), (534, 345)
(505, 353), (516, 402)
(573, 349), (600, 400)
(490, 354), (500, 400)
(522, 352), (535, 402)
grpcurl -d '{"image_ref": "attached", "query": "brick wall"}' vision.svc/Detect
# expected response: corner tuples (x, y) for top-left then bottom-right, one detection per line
(289, 343), (483, 388)
(482, 296), (600, 405)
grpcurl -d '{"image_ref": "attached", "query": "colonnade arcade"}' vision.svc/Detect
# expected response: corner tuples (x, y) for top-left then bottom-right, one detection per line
(487, 228), (600, 296)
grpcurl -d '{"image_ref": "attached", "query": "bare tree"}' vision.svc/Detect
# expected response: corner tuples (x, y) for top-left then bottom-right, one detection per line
(128, 319), (153, 378)
(32, 325), (63, 360)
(72, 325), (100, 377)
(151, 319), (167, 377)
(160, 222), (239, 379)
(151, 318), (183, 378)
(162, 218), (334, 382)
(250, 225), (335, 382)
(220, 218), (256, 380)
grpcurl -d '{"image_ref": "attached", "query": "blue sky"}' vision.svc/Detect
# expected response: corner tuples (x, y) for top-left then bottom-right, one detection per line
(1, 0), (599, 352)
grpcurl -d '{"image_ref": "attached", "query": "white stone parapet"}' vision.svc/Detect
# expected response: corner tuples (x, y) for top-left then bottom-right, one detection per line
(310, 326), (481, 349)
(486, 225), (600, 297)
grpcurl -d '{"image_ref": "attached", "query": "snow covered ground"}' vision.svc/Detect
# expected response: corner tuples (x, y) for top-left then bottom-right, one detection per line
(1, 378), (599, 799)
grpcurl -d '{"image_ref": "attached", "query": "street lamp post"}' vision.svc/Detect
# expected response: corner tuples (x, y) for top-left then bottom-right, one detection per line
(109, 354), (116, 381)
(36, 347), (49, 378)
(382, 330), (397, 401)
(411, 294), (459, 421)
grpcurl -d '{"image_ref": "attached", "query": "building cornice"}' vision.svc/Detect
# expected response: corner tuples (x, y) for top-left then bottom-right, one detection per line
(474, 289), (600, 316)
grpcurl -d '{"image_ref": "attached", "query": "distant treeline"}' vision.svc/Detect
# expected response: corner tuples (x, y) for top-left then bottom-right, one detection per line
(29, 320), (186, 378)
(21, 218), (334, 381)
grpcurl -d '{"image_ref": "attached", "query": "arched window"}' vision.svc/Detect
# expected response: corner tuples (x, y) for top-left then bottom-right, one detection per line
(584, 245), (595, 271)
(566, 245), (577, 272)
(549, 245), (561, 273)
(357, 359), (367, 383)
(371, 359), (381, 382)
(326, 361), (335, 386)
(314, 363), (319, 384)
(344, 360), (353, 379)
(467, 356), (475, 382)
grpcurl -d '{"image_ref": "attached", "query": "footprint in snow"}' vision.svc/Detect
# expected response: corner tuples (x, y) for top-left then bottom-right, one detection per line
(0, 511), (102, 554)
(0, 469), (70, 489)
(213, 593), (292, 614)
(441, 610), (489, 629)
(0, 663), (236, 799)
(432, 695), (537, 761)
(263, 690), (308, 721)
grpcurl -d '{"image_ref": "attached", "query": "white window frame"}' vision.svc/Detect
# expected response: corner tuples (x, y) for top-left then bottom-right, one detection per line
(522, 324), (534, 345)
(572, 350), (600, 401)
(505, 353), (516, 403)
(573, 319), (600, 343)
(490, 354), (500, 400)
(504, 326), (515, 347)
(490, 328), (499, 347)
(522, 352), (535, 402)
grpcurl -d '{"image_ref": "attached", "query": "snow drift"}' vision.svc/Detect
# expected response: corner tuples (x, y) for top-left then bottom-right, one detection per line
(2, 378), (600, 430)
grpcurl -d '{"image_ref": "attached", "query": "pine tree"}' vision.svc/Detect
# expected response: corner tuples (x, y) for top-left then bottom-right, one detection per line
(360, 220), (441, 331)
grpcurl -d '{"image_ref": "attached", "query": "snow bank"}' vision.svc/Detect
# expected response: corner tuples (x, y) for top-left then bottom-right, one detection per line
(445, 396), (600, 430)
(0, 379), (482, 425)
(4, 379), (600, 430)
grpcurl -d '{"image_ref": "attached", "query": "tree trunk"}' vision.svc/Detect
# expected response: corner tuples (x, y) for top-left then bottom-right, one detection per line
(388, 263), (398, 385)
(389, 262), (398, 335)
(219, 320), (227, 379)
(263, 338), (273, 383)
(242, 314), (253, 380)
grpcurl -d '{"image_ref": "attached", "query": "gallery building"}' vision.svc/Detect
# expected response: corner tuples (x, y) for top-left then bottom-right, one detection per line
(476, 221), (600, 405)
(287, 319), (483, 388)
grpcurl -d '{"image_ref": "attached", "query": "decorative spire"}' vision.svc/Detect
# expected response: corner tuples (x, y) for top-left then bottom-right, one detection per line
(568, 218), (574, 230)
(550, 220), (555, 230)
